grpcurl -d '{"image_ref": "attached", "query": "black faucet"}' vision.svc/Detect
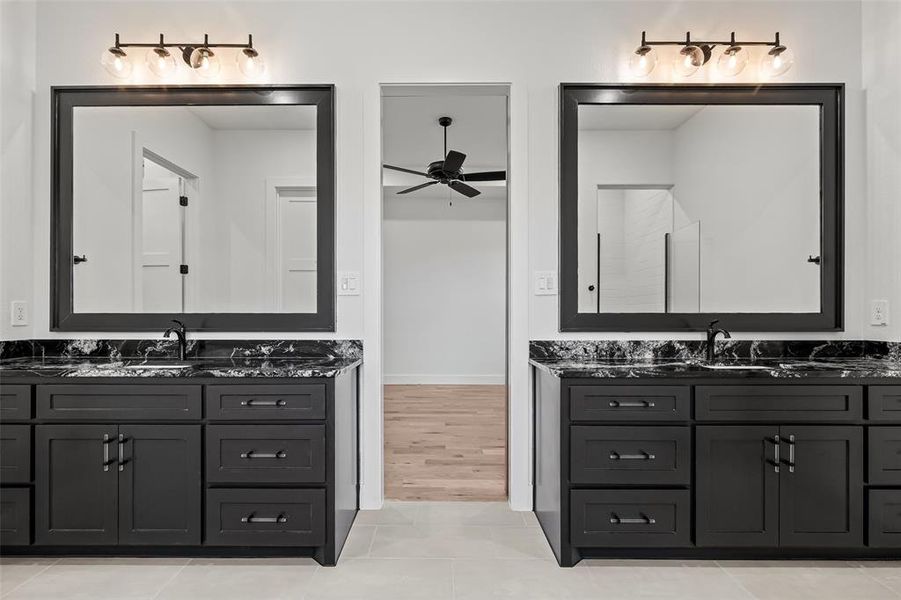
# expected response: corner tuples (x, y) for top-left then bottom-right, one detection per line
(163, 319), (188, 361)
(705, 320), (731, 362)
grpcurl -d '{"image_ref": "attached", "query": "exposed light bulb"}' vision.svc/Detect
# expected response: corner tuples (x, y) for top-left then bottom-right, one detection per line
(101, 47), (132, 79)
(629, 45), (657, 77)
(189, 47), (220, 79)
(716, 45), (748, 77)
(146, 47), (176, 78)
(673, 45), (704, 77)
(237, 47), (266, 77)
(760, 45), (794, 77)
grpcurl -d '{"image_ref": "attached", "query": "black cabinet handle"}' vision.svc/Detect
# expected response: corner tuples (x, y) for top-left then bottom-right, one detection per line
(609, 450), (656, 461)
(610, 513), (656, 525)
(240, 450), (287, 459)
(241, 514), (288, 524)
(240, 398), (287, 407)
(608, 400), (656, 408)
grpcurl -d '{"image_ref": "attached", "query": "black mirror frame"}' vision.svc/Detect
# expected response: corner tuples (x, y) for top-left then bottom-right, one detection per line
(51, 84), (336, 332)
(559, 83), (844, 332)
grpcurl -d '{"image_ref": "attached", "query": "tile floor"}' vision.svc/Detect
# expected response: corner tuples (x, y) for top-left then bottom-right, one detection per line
(1, 501), (899, 599)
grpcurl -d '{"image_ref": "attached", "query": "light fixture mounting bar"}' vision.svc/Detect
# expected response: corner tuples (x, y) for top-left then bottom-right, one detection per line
(111, 32), (255, 50)
(638, 31), (783, 48)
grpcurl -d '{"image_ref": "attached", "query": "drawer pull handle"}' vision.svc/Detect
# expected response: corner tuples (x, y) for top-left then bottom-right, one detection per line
(610, 513), (656, 525)
(102, 434), (115, 471)
(609, 451), (656, 461)
(240, 399), (287, 407)
(784, 434), (795, 473)
(240, 450), (287, 459)
(241, 513), (288, 524)
(767, 435), (781, 473)
(608, 400), (656, 408)
(118, 434), (128, 472)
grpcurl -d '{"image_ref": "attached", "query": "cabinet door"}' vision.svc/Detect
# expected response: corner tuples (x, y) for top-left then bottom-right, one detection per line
(779, 425), (863, 547)
(35, 425), (118, 545)
(118, 425), (201, 545)
(696, 426), (780, 547)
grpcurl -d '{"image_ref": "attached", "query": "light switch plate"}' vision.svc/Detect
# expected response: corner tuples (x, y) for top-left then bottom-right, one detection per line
(337, 271), (361, 296)
(533, 271), (558, 295)
(871, 299), (889, 326)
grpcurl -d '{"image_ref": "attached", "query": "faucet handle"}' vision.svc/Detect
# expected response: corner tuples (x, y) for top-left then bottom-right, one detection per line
(708, 319), (720, 329)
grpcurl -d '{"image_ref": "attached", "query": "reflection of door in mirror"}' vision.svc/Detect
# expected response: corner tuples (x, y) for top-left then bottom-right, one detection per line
(139, 157), (186, 312)
(267, 181), (317, 312)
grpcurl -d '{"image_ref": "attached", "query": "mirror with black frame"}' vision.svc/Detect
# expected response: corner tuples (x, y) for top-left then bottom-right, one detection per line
(52, 85), (335, 331)
(559, 84), (843, 332)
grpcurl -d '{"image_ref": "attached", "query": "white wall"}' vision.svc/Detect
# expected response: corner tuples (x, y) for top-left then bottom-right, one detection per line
(0, 0), (36, 339)
(383, 194), (506, 384)
(863, 1), (901, 342)
(0, 0), (882, 510)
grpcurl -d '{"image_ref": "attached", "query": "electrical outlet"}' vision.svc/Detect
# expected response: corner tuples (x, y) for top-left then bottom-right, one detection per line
(871, 299), (890, 326)
(10, 301), (28, 327)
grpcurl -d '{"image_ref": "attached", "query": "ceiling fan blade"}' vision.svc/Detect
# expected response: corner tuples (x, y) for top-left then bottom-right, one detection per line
(461, 170), (506, 182)
(383, 164), (430, 178)
(397, 181), (438, 195)
(448, 180), (481, 198)
(443, 150), (466, 173)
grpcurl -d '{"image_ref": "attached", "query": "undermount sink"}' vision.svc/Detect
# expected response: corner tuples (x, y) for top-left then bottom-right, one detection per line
(698, 364), (773, 371)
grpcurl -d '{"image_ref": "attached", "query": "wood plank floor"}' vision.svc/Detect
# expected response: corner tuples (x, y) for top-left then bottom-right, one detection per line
(384, 384), (507, 501)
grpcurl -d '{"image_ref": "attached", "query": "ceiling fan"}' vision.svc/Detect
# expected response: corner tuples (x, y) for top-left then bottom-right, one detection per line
(383, 116), (506, 198)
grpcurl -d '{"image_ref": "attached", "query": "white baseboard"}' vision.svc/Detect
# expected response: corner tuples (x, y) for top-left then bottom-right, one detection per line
(383, 374), (506, 385)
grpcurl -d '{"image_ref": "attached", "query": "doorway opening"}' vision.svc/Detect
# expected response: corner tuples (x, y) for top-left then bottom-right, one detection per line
(380, 85), (510, 501)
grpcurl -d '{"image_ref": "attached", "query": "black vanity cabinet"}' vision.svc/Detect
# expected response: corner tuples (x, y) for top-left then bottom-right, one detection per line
(0, 372), (359, 566)
(534, 372), (901, 566)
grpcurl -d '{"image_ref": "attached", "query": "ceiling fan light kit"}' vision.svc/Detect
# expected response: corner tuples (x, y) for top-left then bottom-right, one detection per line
(383, 116), (507, 198)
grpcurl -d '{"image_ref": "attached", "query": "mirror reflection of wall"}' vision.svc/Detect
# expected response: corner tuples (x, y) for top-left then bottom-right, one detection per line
(71, 105), (317, 314)
(577, 104), (821, 315)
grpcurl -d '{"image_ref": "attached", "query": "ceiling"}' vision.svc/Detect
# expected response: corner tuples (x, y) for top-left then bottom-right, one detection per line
(579, 105), (704, 131)
(382, 94), (508, 179)
(186, 105), (317, 130)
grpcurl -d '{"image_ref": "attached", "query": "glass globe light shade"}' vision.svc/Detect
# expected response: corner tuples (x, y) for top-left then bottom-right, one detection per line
(189, 47), (220, 79)
(760, 45), (794, 77)
(629, 45), (657, 77)
(101, 47), (132, 79)
(717, 45), (748, 77)
(146, 47), (177, 78)
(673, 45), (704, 77)
(237, 48), (266, 77)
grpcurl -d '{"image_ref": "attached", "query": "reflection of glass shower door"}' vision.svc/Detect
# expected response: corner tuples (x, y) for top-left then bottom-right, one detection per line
(667, 221), (701, 312)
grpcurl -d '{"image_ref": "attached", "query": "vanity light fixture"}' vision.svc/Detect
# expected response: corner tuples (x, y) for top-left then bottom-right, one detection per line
(629, 31), (792, 78)
(101, 33), (263, 80)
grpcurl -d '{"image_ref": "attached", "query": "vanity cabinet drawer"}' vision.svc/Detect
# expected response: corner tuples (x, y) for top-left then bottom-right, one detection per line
(37, 385), (201, 421)
(869, 490), (901, 548)
(206, 384), (326, 421)
(868, 427), (901, 485)
(570, 426), (690, 485)
(205, 488), (325, 546)
(0, 425), (31, 483)
(0, 487), (31, 546)
(570, 489), (690, 547)
(868, 387), (901, 422)
(570, 386), (690, 422)
(206, 425), (325, 484)
(0, 385), (32, 421)
(695, 386), (862, 422)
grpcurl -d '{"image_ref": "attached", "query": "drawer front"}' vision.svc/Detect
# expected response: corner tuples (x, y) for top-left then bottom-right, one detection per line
(869, 490), (901, 548)
(696, 385), (862, 422)
(206, 384), (326, 421)
(205, 488), (325, 546)
(0, 425), (31, 484)
(0, 385), (32, 421)
(869, 427), (901, 485)
(206, 425), (326, 483)
(570, 386), (690, 422)
(571, 489), (691, 547)
(0, 487), (31, 546)
(37, 385), (201, 421)
(869, 386), (901, 422)
(570, 426), (690, 485)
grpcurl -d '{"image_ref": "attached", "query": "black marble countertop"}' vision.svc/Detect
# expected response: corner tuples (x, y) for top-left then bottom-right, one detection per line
(530, 357), (901, 379)
(0, 356), (362, 379)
